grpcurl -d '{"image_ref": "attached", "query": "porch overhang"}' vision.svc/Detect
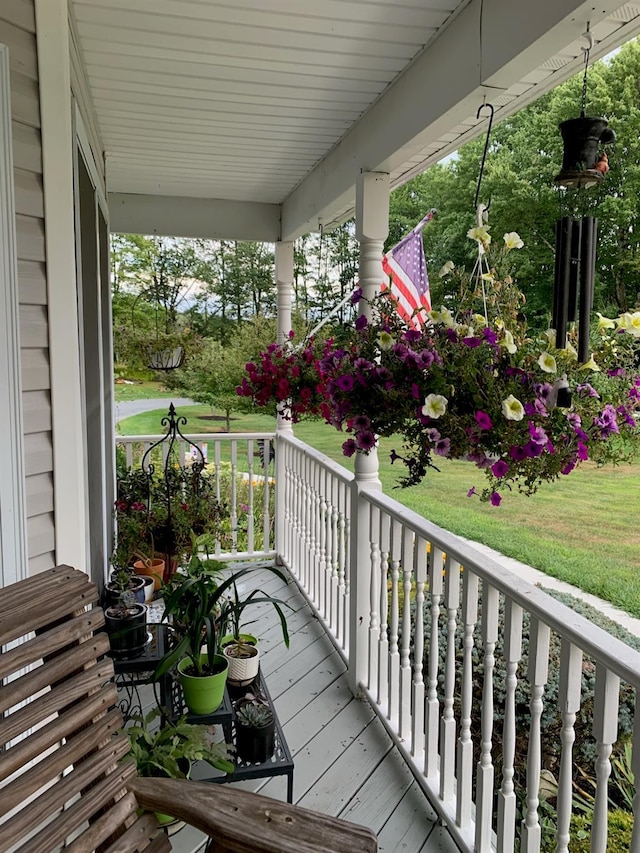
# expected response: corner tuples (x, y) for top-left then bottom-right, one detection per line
(108, 193), (281, 242)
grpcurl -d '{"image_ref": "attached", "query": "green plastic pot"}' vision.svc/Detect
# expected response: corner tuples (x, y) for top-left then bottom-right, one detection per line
(177, 654), (228, 715)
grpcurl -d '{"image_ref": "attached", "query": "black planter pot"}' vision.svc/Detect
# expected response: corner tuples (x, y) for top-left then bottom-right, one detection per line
(104, 575), (146, 608)
(554, 116), (616, 187)
(105, 603), (148, 657)
(235, 719), (276, 764)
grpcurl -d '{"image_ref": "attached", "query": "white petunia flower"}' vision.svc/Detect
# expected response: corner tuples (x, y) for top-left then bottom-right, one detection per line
(501, 330), (517, 354)
(502, 395), (524, 421)
(377, 331), (394, 350)
(438, 261), (455, 278)
(537, 352), (557, 373)
(618, 311), (640, 337)
(503, 232), (524, 251)
(422, 394), (448, 419)
(560, 342), (578, 362)
(578, 355), (601, 372)
(597, 312), (616, 330)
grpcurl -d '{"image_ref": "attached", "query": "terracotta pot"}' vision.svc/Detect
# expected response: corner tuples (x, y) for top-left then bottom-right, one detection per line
(133, 558), (165, 591)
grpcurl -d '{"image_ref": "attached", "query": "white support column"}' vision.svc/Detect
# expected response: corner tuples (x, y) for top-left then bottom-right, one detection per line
(274, 241), (294, 564)
(35, 0), (88, 570)
(348, 171), (388, 696)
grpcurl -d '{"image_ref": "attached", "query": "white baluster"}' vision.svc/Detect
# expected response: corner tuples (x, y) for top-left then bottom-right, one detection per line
(246, 439), (255, 554)
(457, 569), (479, 828)
(388, 519), (402, 727)
(629, 706), (640, 853)
(591, 665), (620, 853)
(125, 442), (133, 468)
(330, 479), (339, 634)
(377, 513), (391, 707)
(342, 484), (351, 654)
(440, 555), (460, 802)
(411, 536), (427, 758)
(498, 600), (524, 853)
(399, 525), (413, 740)
(262, 439), (271, 552)
(318, 466), (328, 618)
(425, 545), (444, 778)
(475, 582), (499, 851)
(521, 618), (550, 853)
(368, 505), (381, 694)
(230, 440), (238, 553)
(214, 442), (222, 554)
(337, 493), (347, 643)
(554, 640), (582, 853)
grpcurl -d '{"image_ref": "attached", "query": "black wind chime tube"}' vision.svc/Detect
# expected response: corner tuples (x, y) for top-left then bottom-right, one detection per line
(554, 216), (573, 348)
(578, 216), (597, 364)
(567, 218), (582, 323)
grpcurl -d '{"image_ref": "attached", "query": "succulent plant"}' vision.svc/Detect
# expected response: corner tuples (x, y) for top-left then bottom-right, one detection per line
(236, 701), (273, 728)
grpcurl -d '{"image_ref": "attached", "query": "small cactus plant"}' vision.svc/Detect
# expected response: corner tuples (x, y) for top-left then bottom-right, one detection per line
(236, 701), (273, 729)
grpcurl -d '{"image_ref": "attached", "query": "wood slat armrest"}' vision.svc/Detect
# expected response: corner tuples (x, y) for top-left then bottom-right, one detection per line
(129, 778), (378, 853)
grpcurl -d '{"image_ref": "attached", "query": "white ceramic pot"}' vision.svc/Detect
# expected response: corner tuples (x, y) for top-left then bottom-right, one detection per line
(223, 642), (260, 686)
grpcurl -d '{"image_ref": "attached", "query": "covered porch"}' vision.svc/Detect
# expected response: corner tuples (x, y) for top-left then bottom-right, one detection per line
(3, 1), (640, 851)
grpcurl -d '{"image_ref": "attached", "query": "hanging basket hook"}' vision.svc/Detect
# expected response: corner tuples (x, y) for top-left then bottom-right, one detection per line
(474, 101), (495, 210)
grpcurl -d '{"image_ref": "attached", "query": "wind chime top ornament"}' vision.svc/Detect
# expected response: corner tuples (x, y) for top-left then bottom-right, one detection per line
(554, 28), (616, 189)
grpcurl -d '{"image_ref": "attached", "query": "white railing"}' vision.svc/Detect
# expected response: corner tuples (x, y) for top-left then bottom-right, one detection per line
(279, 433), (640, 853)
(116, 433), (276, 560)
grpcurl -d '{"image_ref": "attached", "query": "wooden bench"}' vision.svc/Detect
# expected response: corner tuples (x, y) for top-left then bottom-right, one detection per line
(0, 565), (378, 853)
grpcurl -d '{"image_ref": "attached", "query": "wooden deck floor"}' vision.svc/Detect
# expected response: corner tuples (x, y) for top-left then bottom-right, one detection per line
(135, 564), (459, 853)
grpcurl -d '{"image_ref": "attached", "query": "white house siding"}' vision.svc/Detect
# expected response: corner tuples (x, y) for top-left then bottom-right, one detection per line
(2, 0), (56, 575)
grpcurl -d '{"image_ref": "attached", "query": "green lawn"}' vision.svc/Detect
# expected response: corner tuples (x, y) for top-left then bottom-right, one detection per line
(114, 381), (175, 402)
(118, 405), (640, 617)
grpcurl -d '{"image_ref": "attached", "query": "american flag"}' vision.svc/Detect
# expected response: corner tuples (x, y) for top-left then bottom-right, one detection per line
(382, 210), (435, 328)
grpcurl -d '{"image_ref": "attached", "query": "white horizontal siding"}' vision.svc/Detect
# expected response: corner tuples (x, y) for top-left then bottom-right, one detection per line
(3, 0), (56, 577)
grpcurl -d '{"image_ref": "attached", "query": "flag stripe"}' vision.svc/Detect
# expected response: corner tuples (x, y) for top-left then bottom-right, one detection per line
(383, 254), (431, 313)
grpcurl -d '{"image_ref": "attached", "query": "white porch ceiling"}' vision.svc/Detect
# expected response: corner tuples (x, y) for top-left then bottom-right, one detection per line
(70, 0), (640, 241)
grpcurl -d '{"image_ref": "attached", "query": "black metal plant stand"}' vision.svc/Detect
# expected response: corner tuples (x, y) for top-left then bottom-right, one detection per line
(140, 403), (207, 580)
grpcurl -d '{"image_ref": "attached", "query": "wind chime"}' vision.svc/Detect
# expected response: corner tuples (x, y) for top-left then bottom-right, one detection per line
(552, 27), (615, 363)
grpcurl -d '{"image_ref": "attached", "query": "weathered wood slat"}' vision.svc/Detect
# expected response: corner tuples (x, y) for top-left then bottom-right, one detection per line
(102, 812), (170, 853)
(0, 659), (115, 745)
(2, 736), (131, 843)
(0, 608), (104, 679)
(0, 684), (118, 780)
(0, 632), (110, 713)
(131, 778), (378, 853)
(0, 707), (122, 817)
(15, 763), (137, 853)
(65, 790), (141, 853)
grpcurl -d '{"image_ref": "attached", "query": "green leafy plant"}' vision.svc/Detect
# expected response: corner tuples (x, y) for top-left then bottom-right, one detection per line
(218, 578), (291, 656)
(125, 707), (234, 778)
(154, 539), (289, 678)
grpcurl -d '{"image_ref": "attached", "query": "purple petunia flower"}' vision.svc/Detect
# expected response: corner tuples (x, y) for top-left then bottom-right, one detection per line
(350, 287), (363, 305)
(482, 328), (498, 345)
(434, 437), (451, 457)
(509, 445), (527, 462)
(463, 336), (482, 348)
(357, 431), (376, 451)
(352, 414), (371, 430)
(354, 314), (368, 331)
(336, 374), (355, 392)
(608, 367), (626, 377)
(524, 441), (544, 458)
(342, 439), (357, 457)
(490, 491), (502, 507)
(577, 441), (589, 461)
(475, 410), (493, 430)
(404, 329), (421, 342)
(561, 458), (576, 475)
(425, 428), (441, 443)
(491, 460), (509, 478)
(577, 383), (600, 399)
(467, 486), (476, 498)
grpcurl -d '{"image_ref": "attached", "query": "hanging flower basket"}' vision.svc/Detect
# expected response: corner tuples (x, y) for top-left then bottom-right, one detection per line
(238, 231), (640, 505)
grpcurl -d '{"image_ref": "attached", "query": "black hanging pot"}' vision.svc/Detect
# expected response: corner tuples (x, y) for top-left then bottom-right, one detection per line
(554, 116), (616, 188)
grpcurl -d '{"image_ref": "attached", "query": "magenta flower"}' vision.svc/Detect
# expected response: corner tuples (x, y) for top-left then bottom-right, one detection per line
(354, 315), (368, 330)
(467, 486), (476, 498)
(491, 460), (509, 478)
(490, 491), (502, 507)
(342, 439), (357, 457)
(357, 431), (376, 451)
(577, 441), (589, 461)
(434, 437), (451, 457)
(475, 410), (493, 430)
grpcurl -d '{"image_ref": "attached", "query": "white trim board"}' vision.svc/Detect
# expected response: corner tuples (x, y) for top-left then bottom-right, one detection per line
(35, 0), (88, 571)
(0, 45), (29, 587)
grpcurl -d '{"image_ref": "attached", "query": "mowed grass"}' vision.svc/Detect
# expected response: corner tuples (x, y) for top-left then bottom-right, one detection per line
(118, 405), (640, 617)
(114, 381), (176, 402)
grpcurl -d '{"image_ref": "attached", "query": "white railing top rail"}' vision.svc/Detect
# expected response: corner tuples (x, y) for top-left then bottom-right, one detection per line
(277, 432), (354, 487)
(117, 432), (276, 443)
(363, 487), (640, 688)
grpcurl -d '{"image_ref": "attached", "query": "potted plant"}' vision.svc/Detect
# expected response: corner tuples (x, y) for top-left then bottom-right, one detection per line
(219, 578), (291, 687)
(104, 567), (146, 608)
(235, 699), (275, 764)
(132, 540), (165, 591)
(125, 707), (234, 826)
(104, 588), (148, 658)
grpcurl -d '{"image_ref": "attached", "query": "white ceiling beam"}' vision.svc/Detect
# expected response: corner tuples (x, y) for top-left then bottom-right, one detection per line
(280, 0), (625, 240)
(108, 193), (281, 242)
